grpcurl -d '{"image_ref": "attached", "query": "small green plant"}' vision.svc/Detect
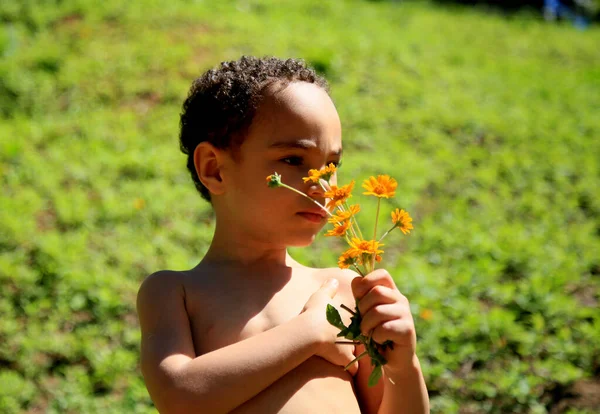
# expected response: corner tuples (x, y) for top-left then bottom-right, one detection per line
(0, 0), (598, 411)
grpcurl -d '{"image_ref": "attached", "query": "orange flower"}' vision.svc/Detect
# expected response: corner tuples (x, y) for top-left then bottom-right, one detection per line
(303, 170), (320, 184)
(303, 163), (337, 183)
(133, 198), (146, 210)
(324, 180), (354, 210)
(420, 308), (433, 321)
(391, 208), (413, 235)
(348, 238), (384, 256)
(337, 248), (360, 269)
(362, 175), (397, 198)
(328, 204), (360, 224)
(325, 220), (351, 237)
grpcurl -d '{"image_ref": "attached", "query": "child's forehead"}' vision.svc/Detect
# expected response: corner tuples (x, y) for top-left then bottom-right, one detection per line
(264, 81), (331, 110)
(248, 82), (341, 148)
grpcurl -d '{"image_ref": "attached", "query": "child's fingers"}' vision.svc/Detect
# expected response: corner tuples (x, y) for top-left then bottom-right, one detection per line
(371, 319), (416, 348)
(319, 342), (359, 376)
(356, 285), (397, 316)
(359, 303), (400, 335)
(321, 278), (339, 299)
(351, 269), (396, 300)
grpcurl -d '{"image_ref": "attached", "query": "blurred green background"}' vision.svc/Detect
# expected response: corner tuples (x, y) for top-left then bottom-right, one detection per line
(1, 0), (599, 413)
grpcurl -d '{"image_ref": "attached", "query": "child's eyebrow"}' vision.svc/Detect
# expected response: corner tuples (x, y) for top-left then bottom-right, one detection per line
(268, 139), (343, 156)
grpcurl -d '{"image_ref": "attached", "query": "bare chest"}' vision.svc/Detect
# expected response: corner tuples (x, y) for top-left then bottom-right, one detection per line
(181, 269), (361, 413)
(183, 271), (353, 356)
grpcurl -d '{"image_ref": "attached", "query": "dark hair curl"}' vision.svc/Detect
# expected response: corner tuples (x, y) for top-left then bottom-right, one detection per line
(179, 55), (329, 202)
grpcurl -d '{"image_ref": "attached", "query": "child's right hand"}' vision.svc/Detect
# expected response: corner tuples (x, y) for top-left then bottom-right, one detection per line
(301, 278), (359, 376)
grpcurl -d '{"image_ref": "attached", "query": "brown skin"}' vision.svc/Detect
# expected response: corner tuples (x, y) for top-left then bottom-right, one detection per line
(137, 82), (429, 413)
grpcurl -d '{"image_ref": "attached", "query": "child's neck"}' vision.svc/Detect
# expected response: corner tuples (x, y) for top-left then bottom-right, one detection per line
(201, 228), (301, 269)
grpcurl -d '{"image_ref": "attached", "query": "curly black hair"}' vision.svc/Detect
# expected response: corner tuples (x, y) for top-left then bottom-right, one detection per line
(179, 56), (329, 202)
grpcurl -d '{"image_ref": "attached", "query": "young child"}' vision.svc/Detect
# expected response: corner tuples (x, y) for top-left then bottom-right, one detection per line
(137, 56), (429, 413)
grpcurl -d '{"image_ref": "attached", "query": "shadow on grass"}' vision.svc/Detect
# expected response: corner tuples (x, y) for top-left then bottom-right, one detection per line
(365, 0), (599, 23)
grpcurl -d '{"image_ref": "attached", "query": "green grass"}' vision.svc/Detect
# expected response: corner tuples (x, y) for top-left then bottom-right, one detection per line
(1, 0), (599, 412)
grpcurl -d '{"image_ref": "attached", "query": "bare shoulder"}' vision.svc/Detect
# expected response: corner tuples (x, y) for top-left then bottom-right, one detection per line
(315, 266), (359, 284)
(137, 270), (187, 312)
(138, 269), (184, 294)
(137, 270), (199, 401)
(312, 267), (359, 301)
(136, 269), (193, 335)
(136, 268), (208, 337)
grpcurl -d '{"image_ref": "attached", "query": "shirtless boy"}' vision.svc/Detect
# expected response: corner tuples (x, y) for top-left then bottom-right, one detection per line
(137, 56), (429, 413)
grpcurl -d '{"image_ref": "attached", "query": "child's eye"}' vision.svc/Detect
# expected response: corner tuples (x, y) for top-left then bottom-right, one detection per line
(280, 156), (303, 166)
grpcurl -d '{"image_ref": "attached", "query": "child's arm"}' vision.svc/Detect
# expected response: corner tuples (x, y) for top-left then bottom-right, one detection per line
(377, 355), (429, 414)
(137, 272), (354, 414)
(351, 270), (430, 414)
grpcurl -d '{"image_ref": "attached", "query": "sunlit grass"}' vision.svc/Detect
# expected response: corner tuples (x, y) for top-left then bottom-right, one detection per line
(1, 0), (599, 412)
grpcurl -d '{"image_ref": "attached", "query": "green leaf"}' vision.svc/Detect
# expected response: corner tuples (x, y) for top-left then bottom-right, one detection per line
(347, 313), (362, 338)
(337, 327), (350, 338)
(367, 343), (388, 366)
(368, 364), (383, 387)
(326, 304), (346, 330)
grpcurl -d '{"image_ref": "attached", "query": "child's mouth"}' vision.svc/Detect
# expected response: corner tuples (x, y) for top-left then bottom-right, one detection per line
(297, 212), (326, 223)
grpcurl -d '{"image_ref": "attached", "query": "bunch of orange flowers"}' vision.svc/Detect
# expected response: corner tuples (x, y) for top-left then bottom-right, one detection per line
(267, 164), (413, 276)
(267, 164), (414, 386)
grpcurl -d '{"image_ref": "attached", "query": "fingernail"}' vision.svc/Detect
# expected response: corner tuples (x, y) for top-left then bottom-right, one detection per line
(323, 278), (338, 288)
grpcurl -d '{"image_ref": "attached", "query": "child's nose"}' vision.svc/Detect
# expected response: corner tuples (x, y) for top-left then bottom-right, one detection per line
(306, 182), (325, 199)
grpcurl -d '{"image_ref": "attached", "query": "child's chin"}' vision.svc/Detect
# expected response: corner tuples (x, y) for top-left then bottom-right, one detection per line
(286, 233), (318, 248)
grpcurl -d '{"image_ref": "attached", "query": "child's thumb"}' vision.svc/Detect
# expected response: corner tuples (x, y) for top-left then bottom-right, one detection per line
(321, 278), (339, 298)
(303, 279), (339, 312)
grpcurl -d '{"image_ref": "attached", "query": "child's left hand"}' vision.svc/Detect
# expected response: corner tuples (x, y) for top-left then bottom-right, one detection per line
(351, 269), (417, 376)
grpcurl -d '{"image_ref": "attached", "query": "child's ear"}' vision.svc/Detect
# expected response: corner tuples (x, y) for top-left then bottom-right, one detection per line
(193, 142), (226, 196)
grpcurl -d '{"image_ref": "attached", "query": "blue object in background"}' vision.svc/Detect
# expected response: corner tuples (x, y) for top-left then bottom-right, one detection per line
(544, 0), (590, 28)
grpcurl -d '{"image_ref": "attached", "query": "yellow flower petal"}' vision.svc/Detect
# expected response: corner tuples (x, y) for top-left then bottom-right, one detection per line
(337, 248), (360, 269)
(302, 169), (321, 183)
(324, 180), (354, 210)
(328, 204), (360, 224)
(420, 308), (433, 321)
(391, 208), (414, 235)
(348, 238), (384, 256)
(302, 163), (337, 183)
(325, 220), (351, 237)
(133, 198), (145, 210)
(362, 175), (397, 198)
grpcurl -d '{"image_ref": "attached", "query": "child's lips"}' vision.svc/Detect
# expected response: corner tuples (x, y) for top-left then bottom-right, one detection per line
(297, 209), (327, 223)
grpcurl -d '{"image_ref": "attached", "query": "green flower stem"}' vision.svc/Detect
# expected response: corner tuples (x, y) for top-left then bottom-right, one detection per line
(340, 304), (356, 315)
(352, 264), (366, 277)
(371, 198), (381, 272)
(342, 211), (361, 241)
(378, 224), (397, 243)
(318, 180), (330, 193)
(345, 350), (369, 370)
(335, 341), (361, 345)
(383, 367), (396, 385)
(332, 203), (361, 241)
(344, 201), (364, 240)
(373, 198), (381, 240)
(343, 233), (353, 246)
(348, 218), (361, 241)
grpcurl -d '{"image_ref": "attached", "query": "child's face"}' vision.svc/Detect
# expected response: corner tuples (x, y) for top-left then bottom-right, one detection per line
(219, 81), (342, 247)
